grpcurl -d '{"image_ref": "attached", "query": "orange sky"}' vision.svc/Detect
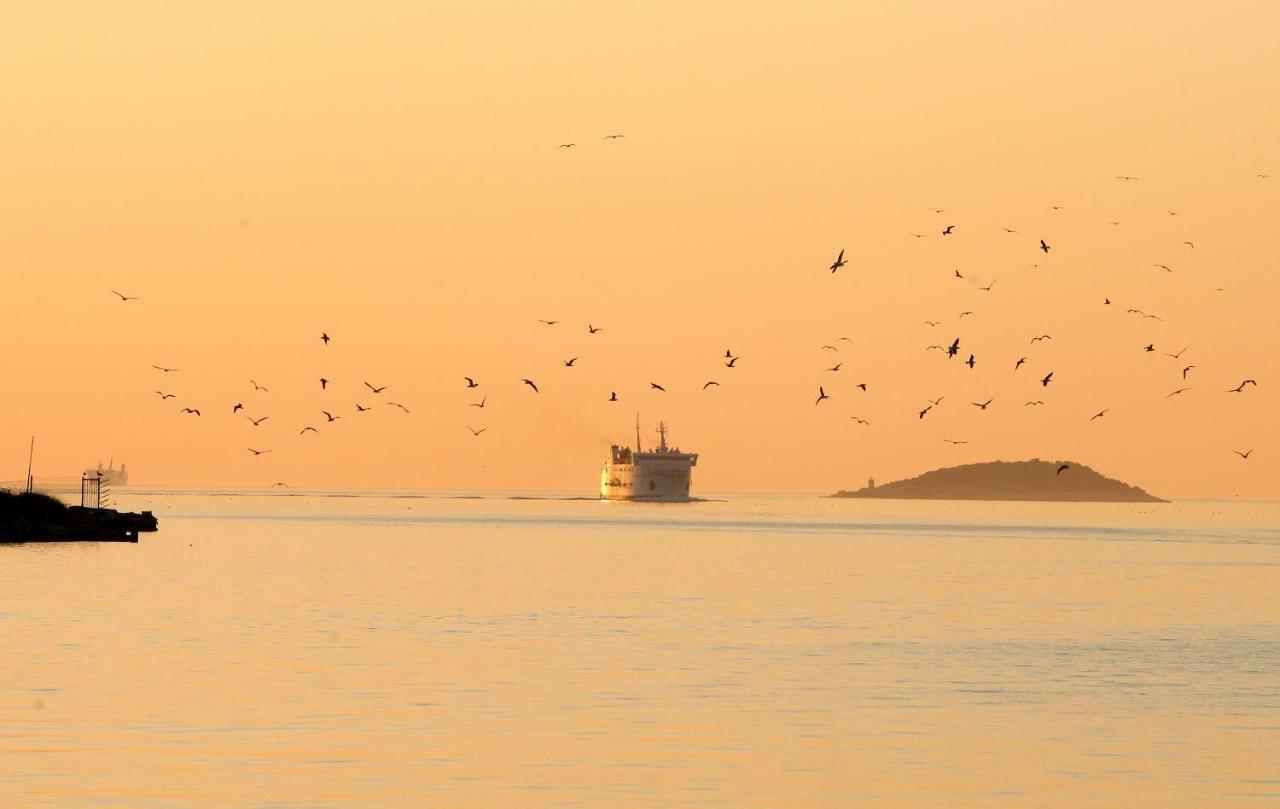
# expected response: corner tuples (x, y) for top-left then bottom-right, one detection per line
(1, 1), (1277, 497)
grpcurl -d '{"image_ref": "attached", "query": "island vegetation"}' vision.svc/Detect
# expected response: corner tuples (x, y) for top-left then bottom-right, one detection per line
(833, 459), (1165, 503)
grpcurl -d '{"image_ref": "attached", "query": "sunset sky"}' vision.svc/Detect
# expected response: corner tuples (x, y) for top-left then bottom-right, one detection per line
(1, 1), (1276, 497)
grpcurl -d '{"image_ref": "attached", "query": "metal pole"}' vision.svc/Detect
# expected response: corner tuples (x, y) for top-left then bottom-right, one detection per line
(25, 436), (34, 494)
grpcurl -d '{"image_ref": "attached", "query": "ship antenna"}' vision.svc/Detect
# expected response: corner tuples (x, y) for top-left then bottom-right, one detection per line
(658, 421), (667, 452)
(635, 414), (642, 453)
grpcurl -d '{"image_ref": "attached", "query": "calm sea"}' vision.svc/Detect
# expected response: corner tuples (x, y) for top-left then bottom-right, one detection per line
(2, 491), (1278, 807)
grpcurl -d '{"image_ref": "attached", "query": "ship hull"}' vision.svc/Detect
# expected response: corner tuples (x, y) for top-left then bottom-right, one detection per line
(600, 460), (694, 501)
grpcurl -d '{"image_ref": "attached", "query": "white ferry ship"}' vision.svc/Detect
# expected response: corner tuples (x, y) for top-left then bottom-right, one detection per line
(601, 420), (697, 501)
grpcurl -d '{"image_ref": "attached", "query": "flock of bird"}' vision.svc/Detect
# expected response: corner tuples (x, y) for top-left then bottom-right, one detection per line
(110, 153), (1266, 483)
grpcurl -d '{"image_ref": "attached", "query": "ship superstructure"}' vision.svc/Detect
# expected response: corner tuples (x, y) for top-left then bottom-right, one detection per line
(83, 460), (128, 487)
(601, 419), (698, 501)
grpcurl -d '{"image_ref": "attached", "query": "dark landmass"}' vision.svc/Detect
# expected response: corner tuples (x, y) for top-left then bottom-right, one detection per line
(0, 490), (158, 543)
(832, 459), (1165, 503)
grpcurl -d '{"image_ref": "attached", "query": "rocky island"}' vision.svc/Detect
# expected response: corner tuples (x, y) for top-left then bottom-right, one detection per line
(833, 459), (1165, 503)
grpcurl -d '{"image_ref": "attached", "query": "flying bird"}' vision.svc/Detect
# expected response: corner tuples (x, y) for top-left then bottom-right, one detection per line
(247, 448), (271, 456)
(320, 378), (329, 390)
(1183, 241), (1195, 249)
(958, 311), (975, 318)
(1030, 335), (1052, 343)
(825, 363), (842, 372)
(609, 392), (618, 402)
(355, 404), (371, 412)
(558, 143), (576, 149)
(829, 249), (846, 272)
(971, 399), (992, 410)
(538, 319), (559, 326)
(947, 338), (960, 358)
(850, 417), (871, 426)
(979, 279), (997, 291)
(1041, 371), (1054, 387)
(1025, 401), (1045, 406)
(1115, 175), (1140, 181)
(702, 381), (720, 390)
(1091, 409), (1109, 420)
(943, 439), (968, 445)
(250, 380), (269, 392)
(465, 377), (479, 388)
(1227, 379), (1257, 393)
(815, 387), (830, 405)
(388, 402), (411, 413)
(1002, 227), (1018, 233)
(180, 408), (201, 416)
(299, 426), (319, 435)
(153, 365), (178, 373)
(965, 354), (976, 369)
(650, 382), (667, 392)
(954, 269), (964, 279)
(918, 405), (933, 419)
(603, 134), (625, 140)
(928, 396), (944, 406)
(588, 324), (603, 334)
(322, 411), (340, 422)
(1144, 344), (1156, 352)
(856, 383), (868, 391)
(930, 208), (946, 214)
(1165, 388), (1190, 398)
(1155, 264), (1173, 272)
(925, 320), (941, 326)
(468, 426), (487, 436)
(1039, 239), (1050, 253)
(364, 382), (387, 394)
(470, 396), (487, 409)
(247, 415), (269, 426)
(942, 225), (955, 235)
(111, 290), (139, 302)
(523, 379), (539, 393)
(1183, 365), (1195, 379)
(1235, 449), (1253, 459)
(321, 332), (330, 346)
(1057, 464), (1070, 476)
(725, 356), (738, 368)
(1014, 357), (1027, 370)
(157, 391), (176, 400)
(563, 357), (578, 367)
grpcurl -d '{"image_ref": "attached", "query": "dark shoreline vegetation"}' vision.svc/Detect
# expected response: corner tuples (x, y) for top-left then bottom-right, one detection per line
(1, 489), (157, 543)
(833, 459), (1166, 503)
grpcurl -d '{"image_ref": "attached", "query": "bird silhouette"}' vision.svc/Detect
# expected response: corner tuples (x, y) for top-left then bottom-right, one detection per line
(250, 380), (269, 392)
(943, 439), (968, 445)
(558, 144), (576, 149)
(856, 383), (867, 391)
(851, 417), (871, 426)
(942, 225), (955, 235)
(1227, 379), (1257, 393)
(702, 381), (720, 390)
(1235, 449), (1253, 459)
(1144, 344), (1156, 352)
(965, 354), (976, 369)
(1025, 401), (1045, 406)
(1039, 239), (1050, 253)
(1002, 227), (1018, 233)
(650, 382), (667, 392)
(355, 404), (371, 412)
(470, 396), (487, 408)
(1155, 264), (1173, 272)
(523, 379), (540, 393)
(959, 311), (975, 318)
(364, 382), (387, 394)
(1183, 365), (1195, 379)
(563, 357), (578, 367)
(321, 332), (330, 346)
(725, 356), (738, 368)
(1091, 409), (1109, 420)
(538, 319), (559, 326)
(979, 279), (997, 291)
(829, 249), (846, 272)
(1165, 387), (1190, 398)
(247, 448), (271, 456)
(468, 426), (487, 436)
(322, 411), (340, 422)
(1183, 241), (1196, 249)
(925, 320), (941, 326)
(112, 290), (139, 301)
(603, 134), (625, 140)
(928, 396), (944, 406)
(180, 408), (201, 416)
(157, 391), (176, 400)
(588, 324), (603, 334)
(971, 399), (992, 410)
(1015, 357), (1027, 370)
(954, 269), (964, 279)
(918, 405), (933, 419)
(300, 426), (319, 435)
(825, 363), (842, 372)
(1165, 347), (1188, 359)
(820, 344), (837, 351)
(1115, 175), (1140, 181)
(1030, 335), (1052, 343)
(320, 378), (329, 390)
(1041, 371), (1054, 386)
(153, 365), (178, 373)
(815, 387), (830, 405)
(947, 338), (960, 358)
(388, 402), (411, 413)
(609, 392), (618, 402)
(465, 377), (479, 388)
(930, 208), (946, 214)
(248, 415), (269, 426)
(1104, 298), (1111, 305)
(1057, 464), (1070, 476)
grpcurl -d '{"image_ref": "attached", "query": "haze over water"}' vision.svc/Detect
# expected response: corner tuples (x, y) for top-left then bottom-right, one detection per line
(2, 492), (1277, 806)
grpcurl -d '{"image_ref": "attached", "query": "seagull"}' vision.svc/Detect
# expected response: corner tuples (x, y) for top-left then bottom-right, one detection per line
(925, 320), (941, 326)
(157, 391), (176, 400)
(954, 269), (964, 279)
(837, 336), (853, 343)
(1115, 175), (1140, 181)
(1235, 449), (1253, 459)
(609, 392), (618, 402)
(926, 345), (945, 352)
(320, 378), (329, 390)
(1091, 409), (1109, 420)
(465, 377), (479, 388)
(1002, 227), (1018, 233)
(603, 134), (625, 140)
(966, 354), (976, 369)
(909, 233), (928, 238)
(111, 290), (139, 301)
(943, 439), (968, 445)
(1025, 401), (1045, 406)
(470, 396), (487, 408)
(1183, 241), (1196, 249)
(971, 399), (992, 410)
(1030, 335), (1052, 343)
(825, 363), (842, 372)
(1039, 239), (1050, 253)
(918, 405), (933, 419)
(1155, 264), (1173, 272)
(829, 249), (846, 272)
(388, 402), (411, 413)
(523, 379), (539, 393)
(468, 426), (487, 436)
(247, 415), (269, 426)
(250, 380), (269, 392)
(856, 383), (868, 391)
(930, 208), (947, 214)
(538, 319), (559, 326)
(1015, 357), (1027, 370)
(364, 382), (387, 394)
(321, 332), (330, 346)
(299, 426), (319, 435)
(558, 143), (576, 149)
(180, 408), (201, 416)
(702, 381), (720, 390)
(1104, 298), (1111, 305)
(588, 324), (603, 334)
(1057, 464), (1070, 476)
(1227, 379), (1257, 393)
(247, 448), (271, 456)
(942, 225), (955, 235)
(1041, 371), (1054, 387)
(153, 365), (178, 373)
(271, 482), (289, 488)
(820, 344), (838, 351)
(928, 396), (944, 406)
(1183, 366), (1195, 379)
(959, 311), (975, 318)
(1165, 347), (1188, 359)
(850, 417), (871, 426)
(725, 356), (738, 368)
(1144, 344), (1156, 352)
(322, 411), (340, 422)
(1165, 388), (1190, 398)
(979, 279), (997, 291)
(355, 404), (371, 412)
(650, 382), (666, 392)
(815, 387), (830, 405)
(947, 338), (960, 358)
(563, 357), (578, 367)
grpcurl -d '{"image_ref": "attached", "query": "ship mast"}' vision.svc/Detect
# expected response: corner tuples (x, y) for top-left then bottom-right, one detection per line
(635, 414), (642, 453)
(657, 421), (668, 452)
